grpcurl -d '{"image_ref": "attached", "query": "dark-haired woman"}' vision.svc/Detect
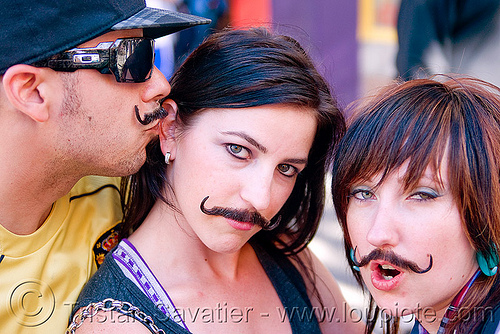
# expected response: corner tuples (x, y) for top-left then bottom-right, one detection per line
(68, 28), (362, 334)
(331, 76), (500, 333)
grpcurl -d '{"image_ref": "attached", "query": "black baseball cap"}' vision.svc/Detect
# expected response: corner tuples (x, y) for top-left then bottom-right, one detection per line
(0, 0), (211, 74)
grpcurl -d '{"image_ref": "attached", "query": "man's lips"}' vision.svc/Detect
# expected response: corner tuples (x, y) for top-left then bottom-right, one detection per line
(369, 261), (404, 291)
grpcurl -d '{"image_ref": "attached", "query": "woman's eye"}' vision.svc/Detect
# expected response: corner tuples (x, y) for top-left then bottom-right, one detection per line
(277, 164), (298, 177)
(350, 189), (375, 200)
(408, 191), (438, 201)
(226, 144), (250, 159)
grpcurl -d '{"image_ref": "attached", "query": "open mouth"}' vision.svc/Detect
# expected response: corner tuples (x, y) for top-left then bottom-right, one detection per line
(370, 261), (404, 291)
(379, 264), (401, 280)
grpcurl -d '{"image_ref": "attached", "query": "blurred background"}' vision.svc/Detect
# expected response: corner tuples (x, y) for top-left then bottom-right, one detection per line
(147, 0), (400, 108)
(147, 0), (500, 332)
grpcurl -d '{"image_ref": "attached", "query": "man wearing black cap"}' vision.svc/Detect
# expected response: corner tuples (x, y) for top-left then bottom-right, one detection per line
(0, 1), (209, 332)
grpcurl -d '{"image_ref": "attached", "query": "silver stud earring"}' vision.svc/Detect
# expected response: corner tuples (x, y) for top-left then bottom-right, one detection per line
(165, 152), (171, 165)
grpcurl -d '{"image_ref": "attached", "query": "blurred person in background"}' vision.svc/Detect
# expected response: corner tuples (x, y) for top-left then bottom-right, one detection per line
(174, 0), (229, 67)
(397, 0), (500, 87)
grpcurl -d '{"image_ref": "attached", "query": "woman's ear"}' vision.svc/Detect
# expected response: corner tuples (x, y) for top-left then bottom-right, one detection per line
(2, 65), (51, 122)
(159, 99), (179, 161)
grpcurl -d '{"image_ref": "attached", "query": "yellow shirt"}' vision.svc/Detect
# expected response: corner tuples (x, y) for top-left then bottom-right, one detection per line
(0, 176), (122, 333)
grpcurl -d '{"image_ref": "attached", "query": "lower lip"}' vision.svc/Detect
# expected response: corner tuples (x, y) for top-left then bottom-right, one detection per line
(226, 219), (254, 231)
(370, 265), (404, 291)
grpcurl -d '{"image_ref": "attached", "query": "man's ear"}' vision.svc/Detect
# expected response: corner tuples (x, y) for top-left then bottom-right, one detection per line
(159, 99), (179, 161)
(2, 64), (51, 122)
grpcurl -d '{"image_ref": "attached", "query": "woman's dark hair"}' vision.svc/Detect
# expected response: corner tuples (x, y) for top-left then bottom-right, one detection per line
(121, 28), (345, 258)
(331, 76), (500, 333)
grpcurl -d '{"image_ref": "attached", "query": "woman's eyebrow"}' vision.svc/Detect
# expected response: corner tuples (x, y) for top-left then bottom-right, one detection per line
(284, 157), (308, 165)
(221, 131), (268, 153)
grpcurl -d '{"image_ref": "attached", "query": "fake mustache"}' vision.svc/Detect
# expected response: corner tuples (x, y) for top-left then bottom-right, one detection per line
(199, 196), (280, 231)
(352, 247), (433, 274)
(135, 103), (168, 125)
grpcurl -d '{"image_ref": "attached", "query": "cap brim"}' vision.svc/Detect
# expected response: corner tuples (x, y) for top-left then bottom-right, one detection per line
(111, 7), (211, 39)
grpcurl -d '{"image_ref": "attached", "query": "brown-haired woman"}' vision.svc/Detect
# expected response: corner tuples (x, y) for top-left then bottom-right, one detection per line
(331, 76), (500, 334)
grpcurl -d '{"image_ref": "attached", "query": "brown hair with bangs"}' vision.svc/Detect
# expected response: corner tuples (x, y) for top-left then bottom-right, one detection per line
(330, 76), (500, 333)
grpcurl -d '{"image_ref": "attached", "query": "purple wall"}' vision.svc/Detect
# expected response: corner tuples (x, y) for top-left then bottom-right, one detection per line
(272, 0), (358, 107)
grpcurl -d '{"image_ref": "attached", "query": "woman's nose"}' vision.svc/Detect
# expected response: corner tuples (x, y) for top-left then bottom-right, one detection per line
(240, 168), (273, 212)
(365, 200), (400, 248)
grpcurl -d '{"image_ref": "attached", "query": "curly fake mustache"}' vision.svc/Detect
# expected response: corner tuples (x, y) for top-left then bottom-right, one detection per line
(135, 103), (168, 125)
(351, 246), (433, 274)
(199, 196), (280, 231)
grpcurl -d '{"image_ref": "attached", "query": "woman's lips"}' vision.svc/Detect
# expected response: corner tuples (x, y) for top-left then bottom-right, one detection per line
(370, 261), (404, 291)
(226, 218), (254, 231)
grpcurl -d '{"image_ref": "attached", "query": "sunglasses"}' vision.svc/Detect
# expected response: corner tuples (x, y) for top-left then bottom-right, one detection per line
(33, 38), (155, 83)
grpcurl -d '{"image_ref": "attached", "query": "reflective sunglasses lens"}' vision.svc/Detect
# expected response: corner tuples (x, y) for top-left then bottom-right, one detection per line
(117, 39), (154, 82)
